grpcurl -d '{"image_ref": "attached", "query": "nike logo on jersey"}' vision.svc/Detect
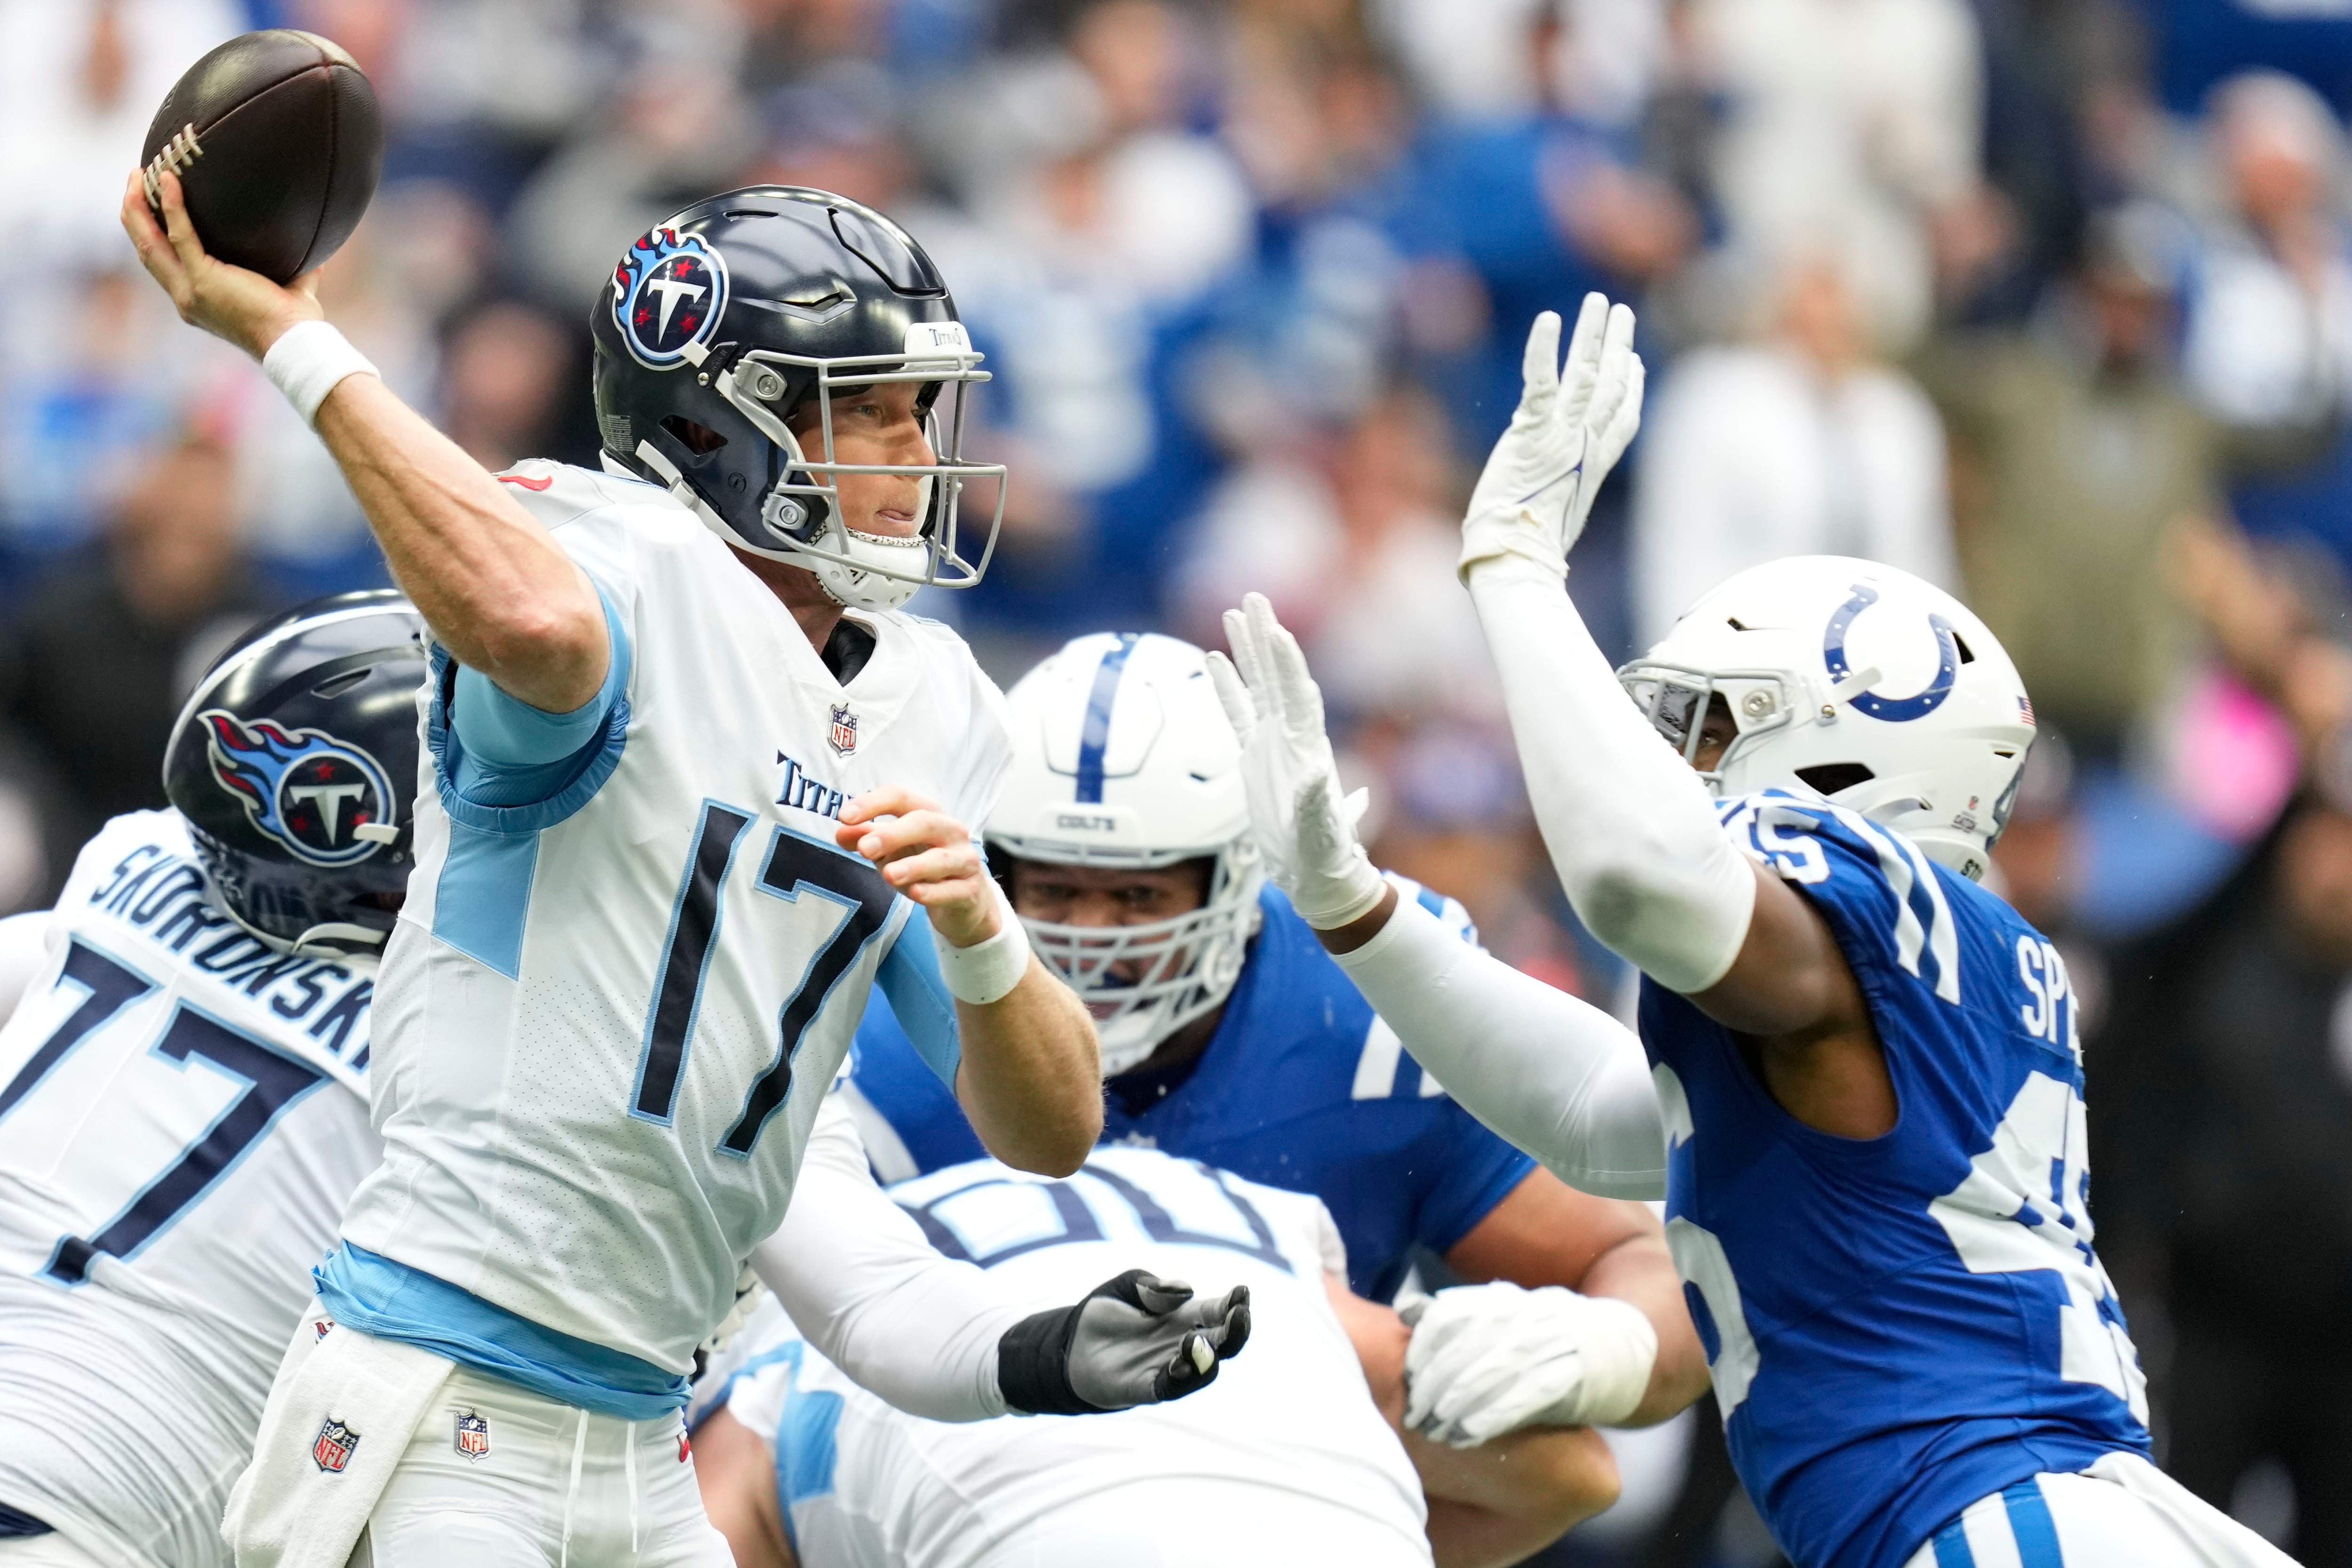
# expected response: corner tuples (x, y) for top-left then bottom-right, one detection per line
(498, 473), (555, 491)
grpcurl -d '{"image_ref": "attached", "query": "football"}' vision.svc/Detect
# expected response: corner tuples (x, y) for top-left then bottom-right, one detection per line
(139, 29), (383, 285)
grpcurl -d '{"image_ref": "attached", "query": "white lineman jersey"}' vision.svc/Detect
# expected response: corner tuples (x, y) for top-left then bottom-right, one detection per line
(340, 460), (1012, 1374)
(0, 811), (380, 1568)
(701, 1147), (1433, 1568)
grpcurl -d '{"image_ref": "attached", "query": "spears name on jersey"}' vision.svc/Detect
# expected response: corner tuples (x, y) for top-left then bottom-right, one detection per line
(337, 460), (1010, 1382)
(0, 811), (380, 1568)
(1639, 791), (2149, 1568)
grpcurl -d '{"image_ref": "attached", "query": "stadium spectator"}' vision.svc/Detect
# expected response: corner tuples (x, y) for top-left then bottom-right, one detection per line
(1631, 249), (1956, 645)
(1916, 205), (2213, 762)
(1682, 0), (1991, 351)
(2075, 513), (2352, 1562)
(0, 431), (274, 851)
(2180, 71), (2352, 574)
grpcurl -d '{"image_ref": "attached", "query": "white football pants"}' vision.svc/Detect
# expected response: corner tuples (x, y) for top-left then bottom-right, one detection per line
(1899, 1452), (2295, 1568)
(349, 1364), (731, 1568)
(0, 1535), (106, 1567)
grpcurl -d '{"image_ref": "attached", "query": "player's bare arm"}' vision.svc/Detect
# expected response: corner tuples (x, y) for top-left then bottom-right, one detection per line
(1442, 1171), (1710, 1424)
(119, 171), (608, 714)
(691, 1407), (796, 1568)
(1327, 1276), (1621, 1568)
(840, 786), (1101, 1174)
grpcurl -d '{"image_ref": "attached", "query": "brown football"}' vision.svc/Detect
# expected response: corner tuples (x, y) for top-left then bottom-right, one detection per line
(139, 30), (383, 285)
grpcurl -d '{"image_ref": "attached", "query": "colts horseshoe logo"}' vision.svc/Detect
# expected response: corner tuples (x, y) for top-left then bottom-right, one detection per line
(1822, 584), (1959, 723)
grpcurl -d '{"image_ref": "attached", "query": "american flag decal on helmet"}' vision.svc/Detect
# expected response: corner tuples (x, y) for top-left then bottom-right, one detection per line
(2018, 695), (2035, 727)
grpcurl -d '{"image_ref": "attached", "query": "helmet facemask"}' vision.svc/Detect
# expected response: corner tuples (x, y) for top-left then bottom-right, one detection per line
(636, 329), (1007, 612)
(997, 840), (1266, 1077)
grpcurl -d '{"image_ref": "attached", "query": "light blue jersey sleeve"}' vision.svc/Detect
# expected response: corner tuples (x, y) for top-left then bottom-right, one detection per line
(874, 907), (960, 1089)
(446, 589), (632, 808)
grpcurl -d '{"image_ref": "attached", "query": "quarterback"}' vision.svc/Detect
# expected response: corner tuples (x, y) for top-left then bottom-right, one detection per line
(120, 174), (1243, 1568)
(689, 1147), (1620, 1568)
(847, 629), (1705, 1446)
(1211, 295), (2296, 1567)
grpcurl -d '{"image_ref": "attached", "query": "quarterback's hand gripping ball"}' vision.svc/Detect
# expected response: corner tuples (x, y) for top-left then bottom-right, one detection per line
(1457, 293), (1645, 583)
(996, 1269), (1252, 1415)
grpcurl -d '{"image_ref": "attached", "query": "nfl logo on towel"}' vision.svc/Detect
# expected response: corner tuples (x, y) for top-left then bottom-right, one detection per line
(312, 1418), (358, 1473)
(454, 1411), (490, 1460)
(829, 703), (858, 756)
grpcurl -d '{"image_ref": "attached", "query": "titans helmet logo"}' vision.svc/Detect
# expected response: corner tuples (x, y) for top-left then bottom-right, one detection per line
(200, 710), (396, 868)
(612, 227), (729, 370)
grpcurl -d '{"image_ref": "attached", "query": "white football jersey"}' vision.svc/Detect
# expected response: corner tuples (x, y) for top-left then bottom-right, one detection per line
(703, 1147), (1431, 1568)
(339, 460), (1011, 1375)
(0, 811), (380, 1568)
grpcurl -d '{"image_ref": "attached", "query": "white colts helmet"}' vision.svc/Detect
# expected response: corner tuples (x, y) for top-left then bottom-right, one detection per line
(1618, 557), (2036, 882)
(986, 633), (1265, 1076)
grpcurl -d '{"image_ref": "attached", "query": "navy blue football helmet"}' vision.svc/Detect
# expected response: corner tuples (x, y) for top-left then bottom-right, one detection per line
(589, 185), (1005, 611)
(162, 591), (427, 953)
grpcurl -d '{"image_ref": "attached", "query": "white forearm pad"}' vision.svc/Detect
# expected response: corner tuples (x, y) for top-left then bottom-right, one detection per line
(262, 320), (379, 427)
(934, 887), (1033, 1006)
(1467, 559), (1755, 994)
(0, 910), (55, 1024)
(752, 1098), (1017, 1421)
(1334, 897), (1667, 1199)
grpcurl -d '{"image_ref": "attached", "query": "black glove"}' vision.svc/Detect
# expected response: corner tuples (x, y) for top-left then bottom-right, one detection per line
(997, 1269), (1252, 1416)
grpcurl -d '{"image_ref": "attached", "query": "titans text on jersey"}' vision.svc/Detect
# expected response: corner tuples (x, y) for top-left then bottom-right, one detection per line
(851, 877), (1533, 1302)
(1640, 791), (2149, 1568)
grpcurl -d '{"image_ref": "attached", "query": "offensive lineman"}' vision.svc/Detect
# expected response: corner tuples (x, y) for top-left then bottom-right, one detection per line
(1210, 296), (2295, 1566)
(689, 1147), (1622, 1568)
(848, 631), (1705, 1444)
(119, 175), (1245, 1568)
(0, 597), (419, 1568)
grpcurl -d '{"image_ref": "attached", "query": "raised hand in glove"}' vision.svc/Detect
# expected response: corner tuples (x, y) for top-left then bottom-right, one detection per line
(1458, 292), (1644, 583)
(1401, 1280), (1658, 1447)
(1206, 592), (1390, 931)
(997, 1269), (1252, 1415)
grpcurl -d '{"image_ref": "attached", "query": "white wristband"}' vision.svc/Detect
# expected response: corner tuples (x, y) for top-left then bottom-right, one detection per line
(933, 889), (1032, 1006)
(262, 320), (379, 426)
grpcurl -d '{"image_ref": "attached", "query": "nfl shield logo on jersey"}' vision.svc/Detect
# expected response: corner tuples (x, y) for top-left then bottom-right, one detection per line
(311, 1418), (359, 1473)
(453, 1411), (490, 1461)
(830, 704), (858, 756)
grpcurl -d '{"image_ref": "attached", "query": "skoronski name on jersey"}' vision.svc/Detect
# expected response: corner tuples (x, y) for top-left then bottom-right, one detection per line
(83, 844), (376, 1065)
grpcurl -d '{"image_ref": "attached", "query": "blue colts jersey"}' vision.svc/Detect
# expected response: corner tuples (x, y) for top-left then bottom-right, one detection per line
(849, 883), (1536, 1300)
(1641, 793), (2150, 1568)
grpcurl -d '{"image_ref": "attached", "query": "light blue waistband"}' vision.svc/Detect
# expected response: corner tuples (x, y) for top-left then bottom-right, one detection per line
(313, 1242), (689, 1421)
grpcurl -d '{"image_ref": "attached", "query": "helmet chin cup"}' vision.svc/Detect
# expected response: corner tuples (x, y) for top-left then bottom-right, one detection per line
(807, 528), (929, 611)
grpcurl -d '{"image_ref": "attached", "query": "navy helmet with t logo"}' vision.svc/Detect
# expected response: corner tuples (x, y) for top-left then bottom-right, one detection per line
(588, 185), (1006, 613)
(163, 590), (428, 954)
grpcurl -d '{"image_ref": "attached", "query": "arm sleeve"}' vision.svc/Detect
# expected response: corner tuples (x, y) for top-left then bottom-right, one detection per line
(0, 910), (53, 1022)
(876, 907), (961, 1088)
(447, 587), (631, 806)
(748, 1095), (1018, 1422)
(1333, 894), (1668, 1199)
(1466, 557), (1756, 994)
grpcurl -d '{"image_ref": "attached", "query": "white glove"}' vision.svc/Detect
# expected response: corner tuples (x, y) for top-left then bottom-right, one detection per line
(1401, 1280), (1658, 1446)
(1459, 293), (1645, 583)
(1207, 593), (1390, 931)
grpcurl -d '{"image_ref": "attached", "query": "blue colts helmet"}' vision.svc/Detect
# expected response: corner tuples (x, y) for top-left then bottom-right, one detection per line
(163, 591), (428, 953)
(588, 185), (1006, 612)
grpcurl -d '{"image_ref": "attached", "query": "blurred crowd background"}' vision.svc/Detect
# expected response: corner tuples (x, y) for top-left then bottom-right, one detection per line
(7, 0), (2352, 1562)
